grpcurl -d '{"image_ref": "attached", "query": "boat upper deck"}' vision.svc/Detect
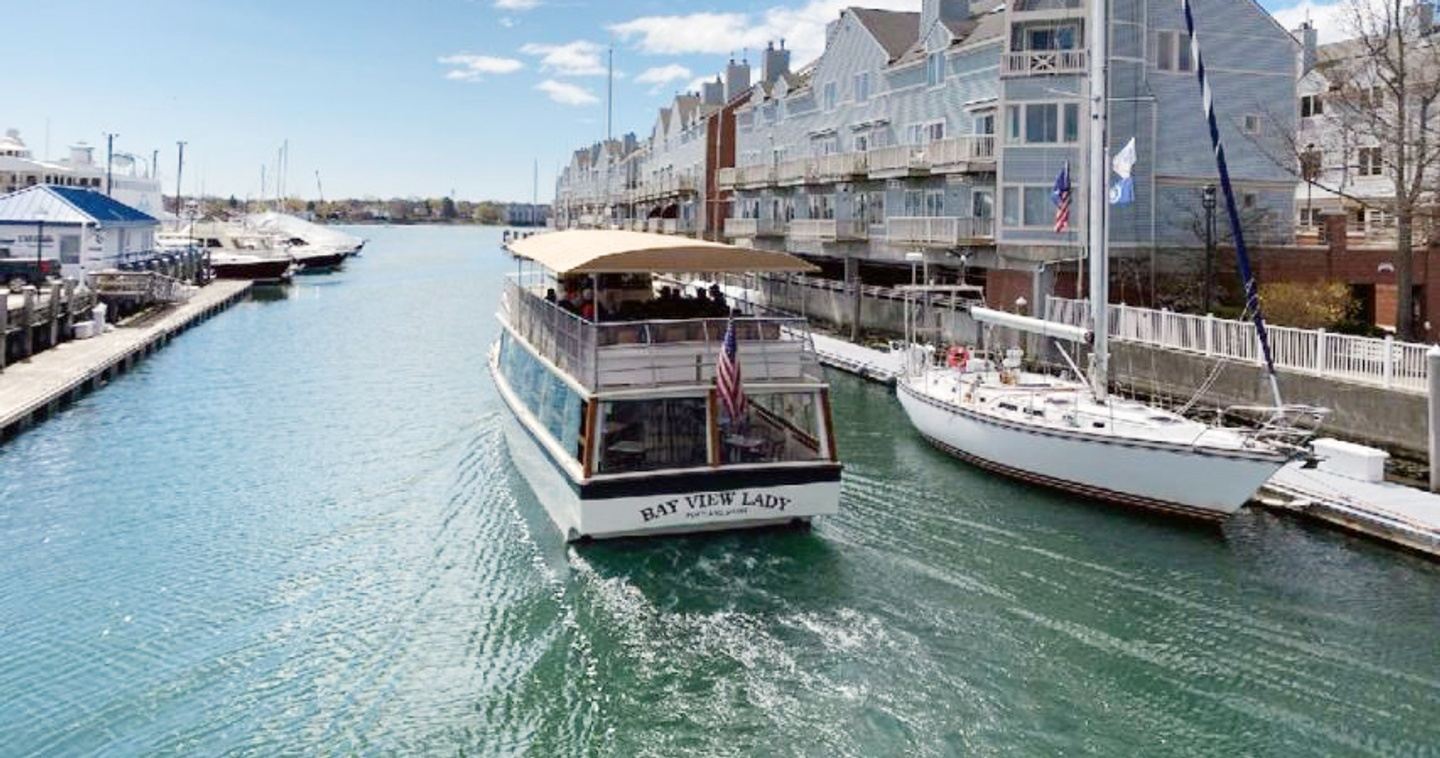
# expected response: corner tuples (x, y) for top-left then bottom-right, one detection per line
(500, 274), (823, 393)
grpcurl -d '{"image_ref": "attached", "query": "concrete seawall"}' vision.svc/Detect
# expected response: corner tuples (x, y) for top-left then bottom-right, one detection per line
(760, 276), (1431, 458)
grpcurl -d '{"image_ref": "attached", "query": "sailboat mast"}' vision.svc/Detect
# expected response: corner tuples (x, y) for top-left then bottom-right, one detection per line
(1086, 0), (1110, 400)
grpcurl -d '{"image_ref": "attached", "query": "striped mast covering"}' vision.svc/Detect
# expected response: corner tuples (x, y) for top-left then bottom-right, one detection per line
(716, 315), (748, 426)
(1180, 0), (1285, 408)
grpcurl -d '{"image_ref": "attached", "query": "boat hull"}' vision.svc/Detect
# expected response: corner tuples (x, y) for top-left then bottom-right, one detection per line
(896, 380), (1285, 520)
(294, 252), (347, 273)
(211, 258), (293, 283)
(491, 347), (840, 540)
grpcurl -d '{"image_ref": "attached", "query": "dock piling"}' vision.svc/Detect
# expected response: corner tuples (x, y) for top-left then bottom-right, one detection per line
(21, 288), (35, 359)
(1429, 346), (1440, 493)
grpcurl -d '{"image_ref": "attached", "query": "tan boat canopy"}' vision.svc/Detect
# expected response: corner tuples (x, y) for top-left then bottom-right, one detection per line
(508, 230), (819, 274)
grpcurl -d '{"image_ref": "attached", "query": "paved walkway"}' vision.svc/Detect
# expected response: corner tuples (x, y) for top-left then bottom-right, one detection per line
(0, 280), (251, 431)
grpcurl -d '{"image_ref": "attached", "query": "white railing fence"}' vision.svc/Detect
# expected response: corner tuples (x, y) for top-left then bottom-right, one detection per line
(1045, 296), (1433, 393)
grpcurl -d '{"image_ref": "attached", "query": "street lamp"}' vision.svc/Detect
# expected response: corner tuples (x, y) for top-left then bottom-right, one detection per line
(1201, 184), (1217, 313)
(34, 210), (48, 285)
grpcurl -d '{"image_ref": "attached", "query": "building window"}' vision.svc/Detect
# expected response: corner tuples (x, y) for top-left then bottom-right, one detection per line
(1006, 103), (1079, 144)
(854, 133), (870, 152)
(824, 81), (838, 111)
(907, 120), (946, 145)
(1358, 146), (1383, 176)
(1154, 30), (1193, 72)
(972, 190), (994, 219)
(927, 52), (945, 87)
(1300, 94), (1324, 118)
(1242, 193), (1257, 209)
(854, 72), (870, 103)
(1243, 114), (1261, 135)
(1013, 22), (1080, 51)
(974, 112), (995, 135)
(903, 189), (946, 217)
(1002, 185), (1063, 228)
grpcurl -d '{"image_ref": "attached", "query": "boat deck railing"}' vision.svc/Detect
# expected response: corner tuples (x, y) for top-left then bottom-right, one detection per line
(501, 277), (823, 391)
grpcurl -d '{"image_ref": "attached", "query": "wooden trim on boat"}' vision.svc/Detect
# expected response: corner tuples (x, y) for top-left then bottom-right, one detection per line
(581, 398), (599, 478)
(707, 389), (722, 467)
(820, 388), (839, 462)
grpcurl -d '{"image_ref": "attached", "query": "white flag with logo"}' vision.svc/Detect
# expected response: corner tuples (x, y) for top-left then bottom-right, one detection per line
(1109, 137), (1136, 205)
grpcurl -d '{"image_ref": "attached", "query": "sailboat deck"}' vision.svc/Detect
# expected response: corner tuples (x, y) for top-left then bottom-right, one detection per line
(910, 367), (1265, 452)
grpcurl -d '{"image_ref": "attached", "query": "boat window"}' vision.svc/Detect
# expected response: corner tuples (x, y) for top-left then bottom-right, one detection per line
(718, 391), (824, 464)
(596, 398), (708, 474)
(500, 333), (584, 460)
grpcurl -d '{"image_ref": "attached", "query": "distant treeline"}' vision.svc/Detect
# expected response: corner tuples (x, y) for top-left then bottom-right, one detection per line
(166, 196), (548, 226)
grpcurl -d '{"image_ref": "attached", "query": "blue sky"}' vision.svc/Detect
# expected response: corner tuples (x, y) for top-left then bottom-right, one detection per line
(6, 0), (1333, 202)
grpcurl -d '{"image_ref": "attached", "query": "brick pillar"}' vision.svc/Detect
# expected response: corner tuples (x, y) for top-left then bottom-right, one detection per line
(1322, 211), (1348, 256)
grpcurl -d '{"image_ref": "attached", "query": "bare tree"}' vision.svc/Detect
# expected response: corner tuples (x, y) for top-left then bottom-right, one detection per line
(1306, 1), (1440, 339)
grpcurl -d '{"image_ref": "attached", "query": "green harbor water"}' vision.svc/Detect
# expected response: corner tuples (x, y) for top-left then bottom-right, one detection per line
(1, 225), (1437, 755)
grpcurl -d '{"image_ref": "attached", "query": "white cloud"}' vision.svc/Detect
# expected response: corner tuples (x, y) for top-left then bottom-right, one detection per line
(536, 79), (600, 106)
(520, 40), (609, 76)
(438, 53), (524, 81)
(499, 16), (518, 28)
(635, 64), (694, 93)
(609, 0), (916, 63)
(495, 0), (540, 10)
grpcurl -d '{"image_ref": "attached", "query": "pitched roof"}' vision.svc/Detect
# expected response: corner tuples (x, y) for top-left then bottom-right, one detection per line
(851, 7), (921, 61)
(0, 184), (157, 225)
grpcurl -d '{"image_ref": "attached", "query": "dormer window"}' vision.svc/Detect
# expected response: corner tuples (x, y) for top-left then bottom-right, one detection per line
(927, 52), (945, 86)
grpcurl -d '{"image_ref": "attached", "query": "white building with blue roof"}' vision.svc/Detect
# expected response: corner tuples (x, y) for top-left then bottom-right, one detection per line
(0, 185), (159, 280)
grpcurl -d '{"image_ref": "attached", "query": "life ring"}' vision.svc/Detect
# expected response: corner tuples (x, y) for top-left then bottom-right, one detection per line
(945, 346), (970, 370)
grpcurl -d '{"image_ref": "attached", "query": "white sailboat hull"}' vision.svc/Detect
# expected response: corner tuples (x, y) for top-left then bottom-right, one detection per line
(896, 380), (1287, 519)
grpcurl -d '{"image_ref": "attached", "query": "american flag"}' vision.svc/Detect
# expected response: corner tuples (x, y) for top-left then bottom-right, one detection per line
(1051, 162), (1071, 233)
(716, 316), (747, 425)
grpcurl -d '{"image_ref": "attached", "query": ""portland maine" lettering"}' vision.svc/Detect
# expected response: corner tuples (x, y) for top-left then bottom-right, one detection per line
(639, 491), (792, 523)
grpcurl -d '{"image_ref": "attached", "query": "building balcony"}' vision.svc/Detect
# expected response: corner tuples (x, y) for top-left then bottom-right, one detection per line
(814, 153), (868, 182)
(788, 219), (869, 241)
(776, 158), (812, 186)
(724, 217), (787, 238)
(661, 218), (697, 235)
(928, 136), (996, 172)
(868, 145), (929, 178)
(737, 164), (777, 188)
(1002, 49), (1087, 77)
(886, 216), (994, 246)
(717, 167), (738, 190)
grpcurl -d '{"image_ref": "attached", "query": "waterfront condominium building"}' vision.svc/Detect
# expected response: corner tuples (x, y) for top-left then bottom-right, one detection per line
(553, 0), (1299, 302)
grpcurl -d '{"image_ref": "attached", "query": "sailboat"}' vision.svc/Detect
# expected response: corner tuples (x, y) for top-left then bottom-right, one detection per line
(894, 0), (1324, 519)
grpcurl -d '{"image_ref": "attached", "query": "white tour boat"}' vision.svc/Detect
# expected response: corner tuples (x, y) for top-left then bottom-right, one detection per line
(894, 0), (1323, 520)
(491, 230), (842, 540)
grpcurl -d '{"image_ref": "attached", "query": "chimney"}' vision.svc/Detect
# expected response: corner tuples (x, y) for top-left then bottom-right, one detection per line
(725, 57), (752, 101)
(1295, 22), (1318, 73)
(702, 76), (725, 106)
(1407, 2), (1434, 35)
(762, 40), (790, 85)
(922, 0), (971, 30)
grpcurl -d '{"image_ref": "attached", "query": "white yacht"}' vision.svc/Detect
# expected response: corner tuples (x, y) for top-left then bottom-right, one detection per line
(186, 222), (295, 283)
(491, 230), (842, 540)
(245, 211), (365, 267)
(894, 0), (1322, 519)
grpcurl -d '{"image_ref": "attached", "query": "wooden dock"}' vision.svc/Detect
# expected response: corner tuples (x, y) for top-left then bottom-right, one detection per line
(0, 279), (252, 442)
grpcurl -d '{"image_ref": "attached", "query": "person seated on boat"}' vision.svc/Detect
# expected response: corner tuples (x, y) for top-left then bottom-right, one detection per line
(580, 288), (596, 321)
(709, 283), (727, 312)
(545, 287), (558, 304)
